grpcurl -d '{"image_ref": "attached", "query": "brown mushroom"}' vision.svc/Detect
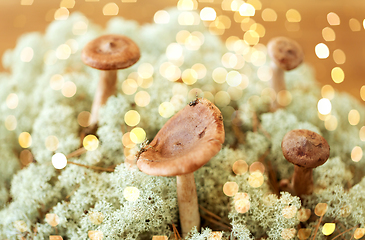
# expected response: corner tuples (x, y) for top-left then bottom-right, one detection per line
(82, 34), (140, 129)
(281, 129), (330, 197)
(267, 37), (303, 110)
(137, 98), (224, 237)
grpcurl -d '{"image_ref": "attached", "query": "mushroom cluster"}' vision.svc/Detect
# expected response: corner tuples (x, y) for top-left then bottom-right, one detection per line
(81, 34), (328, 235)
(2, 8), (365, 239)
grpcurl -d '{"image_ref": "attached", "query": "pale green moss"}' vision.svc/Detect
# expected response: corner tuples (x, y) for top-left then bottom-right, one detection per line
(31, 105), (79, 163)
(185, 227), (214, 240)
(1, 7), (365, 240)
(0, 181), (9, 209)
(196, 132), (269, 218)
(260, 110), (321, 179)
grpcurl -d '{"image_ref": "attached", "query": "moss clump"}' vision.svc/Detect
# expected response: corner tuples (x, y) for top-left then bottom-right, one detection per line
(1, 7), (365, 240)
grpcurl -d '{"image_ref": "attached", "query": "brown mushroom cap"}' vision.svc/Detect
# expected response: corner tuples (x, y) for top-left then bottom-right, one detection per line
(137, 98), (225, 177)
(281, 129), (330, 168)
(82, 34), (140, 70)
(267, 36), (304, 71)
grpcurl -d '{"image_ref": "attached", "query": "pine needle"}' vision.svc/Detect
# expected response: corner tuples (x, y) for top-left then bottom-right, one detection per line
(311, 214), (324, 240)
(200, 214), (231, 230)
(331, 225), (358, 240)
(66, 147), (114, 172)
(252, 111), (258, 133)
(333, 220), (346, 240)
(199, 204), (231, 226)
(67, 161), (114, 172)
(257, 121), (271, 140)
(65, 184), (80, 200)
(172, 222), (181, 240)
(350, 233), (355, 240)
(258, 149), (280, 196)
(66, 147), (87, 159)
(232, 122), (245, 145)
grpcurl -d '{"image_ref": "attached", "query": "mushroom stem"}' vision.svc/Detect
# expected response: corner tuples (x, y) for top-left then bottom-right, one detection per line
(176, 173), (200, 238)
(292, 166), (313, 196)
(88, 70), (117, 127)
(267, 37), (304, 111)
(270, 61), (285, 110)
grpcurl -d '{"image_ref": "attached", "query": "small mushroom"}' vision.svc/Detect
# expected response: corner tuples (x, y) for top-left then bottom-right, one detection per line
(281, 129), (330, 197)
(82, 34), (140, 129)
(267, 37), (303, 110)
(137, 98), (224, 237)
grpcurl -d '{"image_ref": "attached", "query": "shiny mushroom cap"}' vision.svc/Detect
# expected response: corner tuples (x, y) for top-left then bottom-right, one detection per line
(82, 34), (140, 70)
(267, 36), (304, 71)
(137, 98), (225, 177)
(281, 129), (330, 168)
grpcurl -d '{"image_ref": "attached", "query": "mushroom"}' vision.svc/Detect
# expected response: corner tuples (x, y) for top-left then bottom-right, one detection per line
(82, 34), (140, 129)
(281, 129), (330, 197)
(267, 37), (304, 110)
(137, 98), (225, 237)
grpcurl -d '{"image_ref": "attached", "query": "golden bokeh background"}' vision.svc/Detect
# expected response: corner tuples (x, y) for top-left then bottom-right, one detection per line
(1, 0), (365, 102)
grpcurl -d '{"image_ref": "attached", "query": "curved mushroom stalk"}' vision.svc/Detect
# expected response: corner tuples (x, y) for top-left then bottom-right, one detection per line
(137, 98), (225, 238)
(82, 34), (140, 129)
(267, 37), (304, 111)
(88, 70), (117, 127)
(270, 62), (285, 97)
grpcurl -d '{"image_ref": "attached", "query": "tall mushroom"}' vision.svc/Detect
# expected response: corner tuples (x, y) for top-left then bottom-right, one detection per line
(281, 129), (330, 197)
(267, 37), (303, 110)
(82, 34), (140, 129)
(137, 98), (225, 237)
